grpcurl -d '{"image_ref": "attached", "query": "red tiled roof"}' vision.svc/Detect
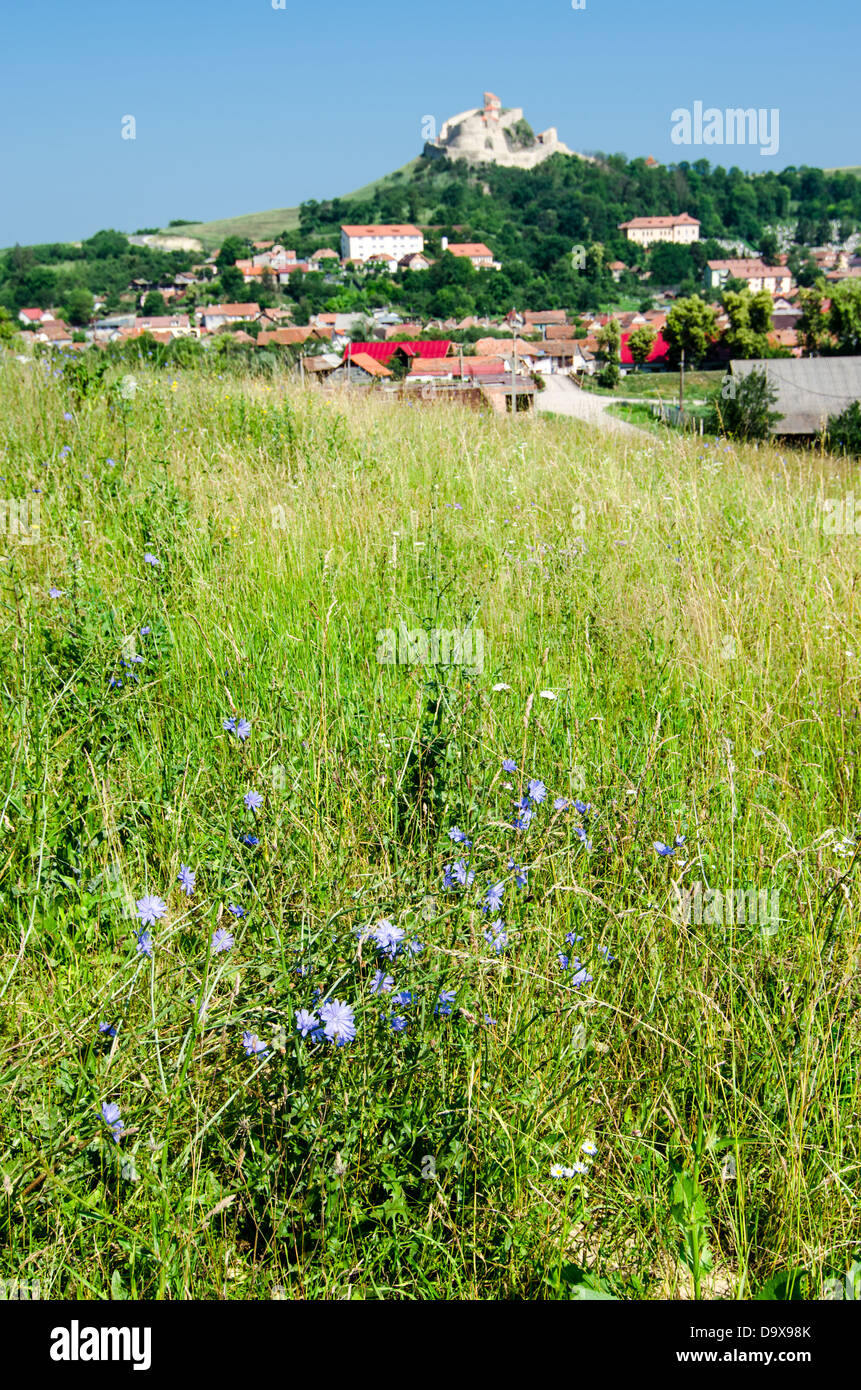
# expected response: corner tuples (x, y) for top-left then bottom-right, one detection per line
(447, 243), (494, 258)
(341, 224), (422, 237)
(618, 213), (700, 229)
(199, 303), (260, 318)
(349, 352), (393, 377)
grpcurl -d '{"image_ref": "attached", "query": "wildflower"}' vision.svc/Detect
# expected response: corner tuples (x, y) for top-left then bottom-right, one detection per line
(135, 930), (153, 958)
(227, 903), (246, 918)
(570, 961), (593, 988)
(136, 895), (166, 926)
(554, 796), (570, 811)
(98, 1022), (117, 1037)
(558, 952), (570, 970)
(392, 990), (414, 1008)
(211, 927), (234, 954)
(574, 826), (592, 849)
(484, 921), (508, 953)
(244, 789), (263, 810)
(140, 626), (151, 636)
(63, 411), (73, 421)
(372, 919), (405, 958)
(448, 825), (470, 844)
(483, 882), (504, 913)
(654, 841), (674, 856)
(242, 1031), (269, 1058)
(319, 998), (357, 1045)
(405, 939), (424, 957)
(101, 1101), (124, 1142)
(512, 807), (533, 831)
(493, 683), (511, 692)
(571, 1161), (589, 1175)
(143, 553), (160, 567)
(528, 778), (547, 804)
(597, 944), (615, 963)
(565, 931), (583, 946)
(452, 859), (475, 888)
(109, 677), (122, 689)
(178, 865), (196, 896)
(573, 800), (592, 815)
(435, 989), (456, 1017)
(390, 1015), (408, 1032)
(508, 858), (527, 887)
(242, 834), (259, 847)
(48, 586), (64, 598)
(550, 1163), (566, 1178)
(222, 717), (237, 733)
(236, 719), (252, 740)
(295, 1008), (321, 1039)
(582, 1140), (598, 1156)
(501, 758), (517, 773)
(370, 969), (394, 995)
(539, 690), (557, 701)
(483, 1013), (497, 1026)
(675, 834), (686, 847)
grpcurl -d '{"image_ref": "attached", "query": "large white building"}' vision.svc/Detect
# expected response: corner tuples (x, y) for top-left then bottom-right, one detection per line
(340, 223), (424, 264)
(617, 213), (700, 246)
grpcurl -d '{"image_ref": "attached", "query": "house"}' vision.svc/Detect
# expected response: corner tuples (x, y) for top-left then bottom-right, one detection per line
(345, 340), (452, 366)
(704, 260), (793, 296)
(196, 303), (260, 332)
(533, 339), (596, 375)
(310, 248), (340, 266)
(174, 271), (198, 288)
(618, 213), (700, 246)
(303, 353), (341, 379)
(134, 314), (192, 339)
(331, 352), (394, 384)
(339, 223), (423, 263)
(473, 337), (540, 362)
(729, 357), (861, 434)
(609, 261), (626, 281)
(18, 307), (53, 326)
(399, 253), (432, 271)
(522, 310), (569, 333)
(276, 265), (311, 284)
(257, 327), (330, 347)
(443, 240), (500, 269)
(768, 328), (801, 356)
(33, 319), (72, 346)
(364, 252), (400, 274)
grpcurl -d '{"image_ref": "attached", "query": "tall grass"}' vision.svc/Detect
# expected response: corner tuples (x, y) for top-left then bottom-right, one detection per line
(0, 354), (858, 1300)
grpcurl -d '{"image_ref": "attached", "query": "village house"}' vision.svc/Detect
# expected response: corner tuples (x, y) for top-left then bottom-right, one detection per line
(533, 339), (596, 375)
(442, 240), (500, 269)
(618, 213), (700, 246)
(704, 259), (793, 295)
(18, 307), (54, 326)
(196, 303), (260, 332)
(339, 223), (424, 263)
(729, 357), (861, 435)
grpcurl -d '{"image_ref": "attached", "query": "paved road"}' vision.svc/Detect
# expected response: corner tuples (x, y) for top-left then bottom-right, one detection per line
(535, 374), (649, 436)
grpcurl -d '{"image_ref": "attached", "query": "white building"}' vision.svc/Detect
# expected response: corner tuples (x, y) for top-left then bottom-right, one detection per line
(340, 223), (424, 264)
(618, 213), (700, 246)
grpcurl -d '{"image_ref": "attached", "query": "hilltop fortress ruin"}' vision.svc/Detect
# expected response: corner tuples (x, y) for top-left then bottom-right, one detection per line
(425, 91), (586, 169)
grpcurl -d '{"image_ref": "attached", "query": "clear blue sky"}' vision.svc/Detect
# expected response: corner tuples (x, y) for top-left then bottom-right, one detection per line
(1, 0), (857, 246)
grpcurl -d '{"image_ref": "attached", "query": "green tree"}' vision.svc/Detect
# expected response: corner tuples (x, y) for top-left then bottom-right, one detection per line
(627, 323), (657, 370)
(707, 368), (783, 439)
(723, 289), (773, 358)
(65, 287), (95, 326)
(758, 230), (780, 263)
(216, 236), (249, 271)
(797, 283), (829, 355)
(0, 306), (18, 342)
(142, 290), (167, 316)
(825, 400), (861, 456)
(829, 279), (861, 354)
(219, 266), (246, 301)
(664, 296), (718, 366)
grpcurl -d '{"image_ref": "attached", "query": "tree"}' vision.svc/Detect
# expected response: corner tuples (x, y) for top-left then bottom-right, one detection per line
(664, 296), (718, 366)
(0, 306), (18, 342)
(826, 400), (861, 456)
(707, 368), (783, 440)
(596, 318), (621, 387)
(142, 290), (167, 316)
(829, 280), (861, 354)
(648, 242), (695, 286)
(758, 230), (780, 263)
(796, 284), (829, 355)
(219, 266), (246, 301)
(627, 323), (656, 370)
(722, 289), (773, 358)
(65, 287), (94, 326)
(216, 236), (248, 271)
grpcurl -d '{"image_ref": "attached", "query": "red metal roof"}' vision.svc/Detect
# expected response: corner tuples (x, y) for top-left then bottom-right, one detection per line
(620, 331), (670, 366)
(346, 339), (451, 361)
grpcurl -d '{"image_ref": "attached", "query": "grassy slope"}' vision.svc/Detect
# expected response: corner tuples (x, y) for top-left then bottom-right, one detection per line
(163, 158), (425, 251)
(0, 358), (859, 1300)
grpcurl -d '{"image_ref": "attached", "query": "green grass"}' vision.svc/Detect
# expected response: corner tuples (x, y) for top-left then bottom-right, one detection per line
(162, 159), (425, 252)
(1, 353), (860, 1301)
(584, 370), (724, 401)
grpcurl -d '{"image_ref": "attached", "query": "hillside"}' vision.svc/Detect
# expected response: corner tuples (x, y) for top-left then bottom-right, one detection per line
(157, 158), (425, 252)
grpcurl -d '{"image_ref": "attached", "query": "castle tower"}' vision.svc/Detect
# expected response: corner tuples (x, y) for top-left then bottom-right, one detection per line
(483, 92), (501, 123)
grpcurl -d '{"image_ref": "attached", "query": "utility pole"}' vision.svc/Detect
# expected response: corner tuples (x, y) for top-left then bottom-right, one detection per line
(679, 346), (685, 416)
(511, 322), (517, 415)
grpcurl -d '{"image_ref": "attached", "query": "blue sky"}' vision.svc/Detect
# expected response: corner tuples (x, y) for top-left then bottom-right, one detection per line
(1, 0), (857, 246)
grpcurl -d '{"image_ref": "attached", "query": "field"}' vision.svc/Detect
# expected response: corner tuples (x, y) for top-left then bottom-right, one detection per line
(1, 354), (859, 1301)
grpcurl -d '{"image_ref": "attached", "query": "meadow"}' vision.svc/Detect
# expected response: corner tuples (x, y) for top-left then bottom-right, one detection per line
(0, 353), (859, 1301)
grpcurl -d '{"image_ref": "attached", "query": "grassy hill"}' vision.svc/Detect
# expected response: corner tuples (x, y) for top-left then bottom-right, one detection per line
(160, 158), (425, 251)
(1, 352), (859, 1300)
